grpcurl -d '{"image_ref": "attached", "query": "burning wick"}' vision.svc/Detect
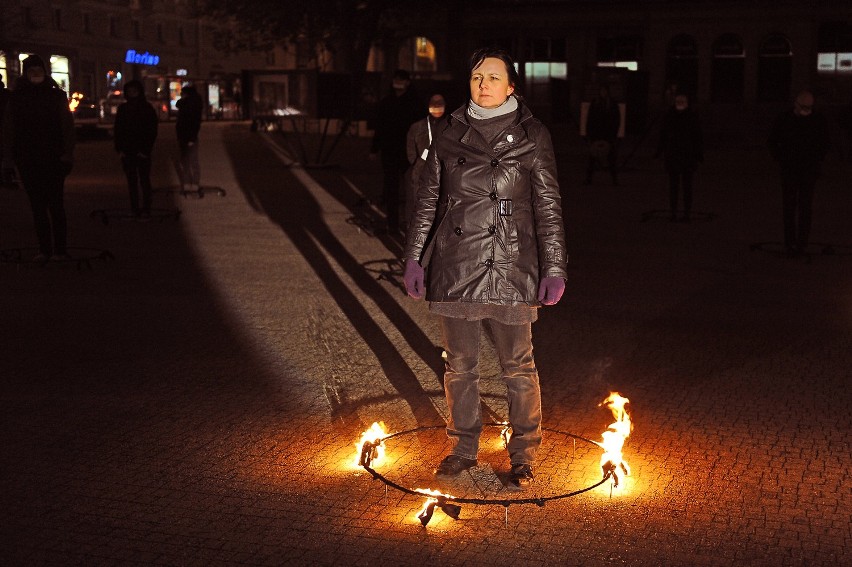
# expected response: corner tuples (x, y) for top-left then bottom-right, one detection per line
(355, 422), (388, 468)
(413, 488), (461, 526)
(597, 392), (632, 487)
(500, 422), (512, 449)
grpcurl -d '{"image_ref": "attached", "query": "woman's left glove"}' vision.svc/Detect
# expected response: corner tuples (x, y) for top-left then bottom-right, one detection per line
(537, 276), (565, 306)
(403, 259), (425, 299)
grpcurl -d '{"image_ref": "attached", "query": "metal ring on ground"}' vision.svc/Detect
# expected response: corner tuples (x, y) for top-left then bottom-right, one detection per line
(640, 209), (716, 223)
(90, 208), (182, 225)
(0, 247), (115, 270)
(358, 423), (614, 515)
(750, 241), (852, 258)
(362, 258), (404, 291)
(156, 186), (227, 198)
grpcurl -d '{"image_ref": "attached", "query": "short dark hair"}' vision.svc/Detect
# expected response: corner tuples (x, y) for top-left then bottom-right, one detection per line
(468, 47), (521, 89)
(392, 69), (411, 82)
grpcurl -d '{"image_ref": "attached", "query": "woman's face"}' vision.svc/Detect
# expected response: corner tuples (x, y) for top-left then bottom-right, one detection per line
(470, 57), (514, 108)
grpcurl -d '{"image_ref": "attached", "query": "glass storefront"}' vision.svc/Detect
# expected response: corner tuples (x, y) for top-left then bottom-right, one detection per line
(50, 55), (70, 92)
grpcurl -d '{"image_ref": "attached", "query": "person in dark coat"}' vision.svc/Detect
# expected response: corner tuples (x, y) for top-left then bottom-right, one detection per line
(656, 93), (703, 222)
(114, 80), (158, 218)
(402, 48), (567, 491)
(583, 85), (622, 185)
(1, 55), (75, 262)
(403, 93), (445, 236)
(0, 78), (10, 185)
(767, 90), (830, 256)
(369, 69), (424, 234)
(175, 85), (203, 190)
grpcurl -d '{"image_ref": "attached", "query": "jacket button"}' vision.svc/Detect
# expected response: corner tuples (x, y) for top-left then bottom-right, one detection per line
(491, 159), (499, 167)
(485, 259), (494, 268)
(458, 157), (466, 165)
(454, 227), (463, 235)
(490, 192), (498, 201)
(488, 225), (496, 234)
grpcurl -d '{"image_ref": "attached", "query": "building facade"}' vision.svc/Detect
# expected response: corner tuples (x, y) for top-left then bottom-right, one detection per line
(385, 1), (852, 138)
(0, 0), (269, 119)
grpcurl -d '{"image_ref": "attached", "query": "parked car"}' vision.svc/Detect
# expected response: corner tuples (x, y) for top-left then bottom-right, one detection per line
(98, 90), (124, 125)
(69, 92), (101, 131)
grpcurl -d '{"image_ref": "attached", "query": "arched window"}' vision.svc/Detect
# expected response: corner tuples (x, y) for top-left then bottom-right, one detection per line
(666, 34), (698, 99)
(397, 36), (437, 74)
(711, 33), (745, 103)
(758, 34), (792, 102)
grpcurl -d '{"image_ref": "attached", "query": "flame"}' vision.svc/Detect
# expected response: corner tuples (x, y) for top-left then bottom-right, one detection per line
(68, 91), (84, 112)
(499, 421), (511, 449)
(598, 392), (632, 486)
(412, 488), (455, 521)
(354, 421), (388, 467)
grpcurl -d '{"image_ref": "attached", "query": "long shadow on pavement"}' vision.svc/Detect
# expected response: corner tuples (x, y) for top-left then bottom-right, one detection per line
(222, 127), (444, 429)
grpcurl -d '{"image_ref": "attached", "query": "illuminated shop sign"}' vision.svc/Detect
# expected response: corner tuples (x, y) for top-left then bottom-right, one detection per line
(125, 49), (160, 66)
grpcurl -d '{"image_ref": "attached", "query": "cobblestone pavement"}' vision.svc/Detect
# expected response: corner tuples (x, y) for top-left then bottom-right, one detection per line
(1, 119), (850, 566)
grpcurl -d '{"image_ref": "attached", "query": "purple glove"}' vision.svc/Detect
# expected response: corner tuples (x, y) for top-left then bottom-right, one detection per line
(537, 276), (565, 306)
(403, 259), (425, 299)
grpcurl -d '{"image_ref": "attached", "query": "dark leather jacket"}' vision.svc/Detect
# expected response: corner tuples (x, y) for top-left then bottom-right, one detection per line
(404, 100), (567, 306)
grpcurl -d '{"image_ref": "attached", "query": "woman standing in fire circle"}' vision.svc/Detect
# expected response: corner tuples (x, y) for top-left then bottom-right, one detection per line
(402, 47), (567, 490)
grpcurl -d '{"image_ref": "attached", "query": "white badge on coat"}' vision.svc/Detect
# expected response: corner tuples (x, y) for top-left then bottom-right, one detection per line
(507, 134), (514, 142)
(420, 148), (429, 160)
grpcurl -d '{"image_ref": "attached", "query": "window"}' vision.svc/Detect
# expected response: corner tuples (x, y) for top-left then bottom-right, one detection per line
(666, 34), (698, 99)
(758, 34), (792, 102)
(109, 16), (117, 37)
(157, 23), (164, 42)
(18, 52), (34, 74)
(179, 26), (185, 46)
(82, 13), (91, 34)
(414, 36), (435, 73)
(50, 55), (70, 93)
(397, 36), (436, 73)
(597, 36), (641, 71)
(132, 20), (141, 40)
(711, 33), (745, 103)
(0, 51), (7, 87)
(817, 22), (852, 75)
(53, 8), (62, 30)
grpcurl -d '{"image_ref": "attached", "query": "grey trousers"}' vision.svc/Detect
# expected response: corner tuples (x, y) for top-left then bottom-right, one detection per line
(440, 316), (542, 465)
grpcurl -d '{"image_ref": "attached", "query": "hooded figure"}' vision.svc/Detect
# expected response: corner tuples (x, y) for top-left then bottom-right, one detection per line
(1, 54), (75, 261)
(767, 90), (830, 256)
(114, 79), (159, 217)
(370, 69), (425, 233)
(175, 85), (203, 190)
(403, 93), (446, 235)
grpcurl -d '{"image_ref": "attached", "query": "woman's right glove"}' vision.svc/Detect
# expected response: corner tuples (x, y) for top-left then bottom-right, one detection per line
(403, 259), (425, 299)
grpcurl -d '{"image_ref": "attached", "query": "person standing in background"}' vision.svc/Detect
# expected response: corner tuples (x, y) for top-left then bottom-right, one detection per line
(767, 90), (830, 257)
(1, 55), (75, 263)
(656, 93), (703, 222)
(404, 93), (446, 236)
(582, 85), (623, 186)
(176, 85), (203, 191)
(114, 80), (158, 219)
(370, 69), (424, 235)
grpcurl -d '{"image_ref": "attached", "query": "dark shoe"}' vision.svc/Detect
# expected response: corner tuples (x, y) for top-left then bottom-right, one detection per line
(507, 463), (534, 491)
(435, 455), (477, 478)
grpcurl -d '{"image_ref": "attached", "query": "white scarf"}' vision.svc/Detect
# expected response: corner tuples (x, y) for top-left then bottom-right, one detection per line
(467, 95), (518, 120)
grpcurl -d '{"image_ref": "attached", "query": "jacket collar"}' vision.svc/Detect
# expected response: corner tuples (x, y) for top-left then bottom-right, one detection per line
(450, 98), (533, 153)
